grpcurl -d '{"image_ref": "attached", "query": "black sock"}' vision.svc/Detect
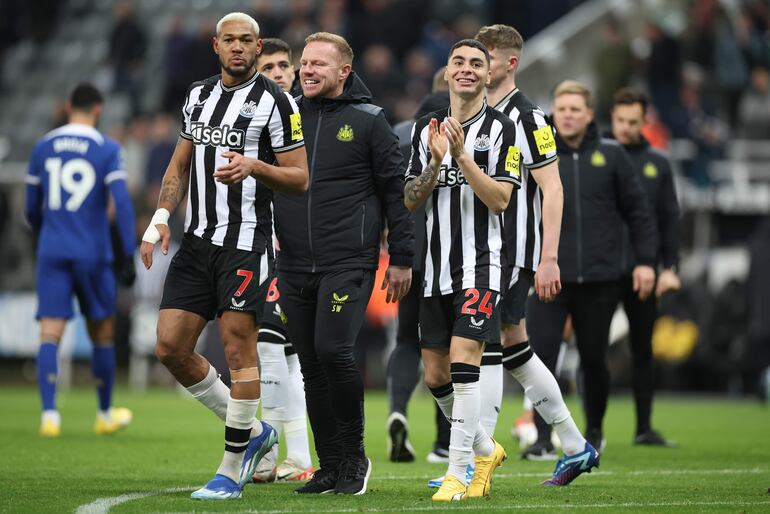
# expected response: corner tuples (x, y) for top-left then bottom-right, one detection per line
(386, 341), (421, 415)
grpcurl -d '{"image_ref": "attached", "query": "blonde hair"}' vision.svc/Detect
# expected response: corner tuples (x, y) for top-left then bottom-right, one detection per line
(553, 80), (593, 108)
(475, 24), (524, 57)
(432, 66), (448, 92)
(216, 12), (260, 38)
(305, 32), (354, 65)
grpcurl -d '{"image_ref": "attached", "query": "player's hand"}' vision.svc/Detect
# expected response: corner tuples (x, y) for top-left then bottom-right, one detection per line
(655, 268), (681, 297)
(214, 152), (257, 185)
(382, 265), (412, 303)
(534, 258), (561, 302)
(427, 117), (448, 170)
(632, 264), (656, 300)
(443, 117), (466, 160)
(140, 223), (170, 270)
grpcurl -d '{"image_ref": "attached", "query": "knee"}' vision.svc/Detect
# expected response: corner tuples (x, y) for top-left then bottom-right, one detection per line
(424, 366), (450, 389)
(501, 323), (527, 347)
(316, 343), (353, 371)
(155, 337), (187, 368)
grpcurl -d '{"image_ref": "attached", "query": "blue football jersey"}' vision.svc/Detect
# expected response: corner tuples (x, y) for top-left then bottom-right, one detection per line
(26, 123), (129, 262)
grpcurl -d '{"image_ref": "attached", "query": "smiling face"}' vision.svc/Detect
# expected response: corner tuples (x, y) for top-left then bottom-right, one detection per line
(258, 50), (295, 92)
(299, 41), (351, 99)
(214, 19), (261, 79)
(444, 44), (490, 99)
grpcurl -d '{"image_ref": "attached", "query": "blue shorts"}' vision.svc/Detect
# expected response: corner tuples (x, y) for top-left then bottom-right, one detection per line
(36, 256), (116, 320)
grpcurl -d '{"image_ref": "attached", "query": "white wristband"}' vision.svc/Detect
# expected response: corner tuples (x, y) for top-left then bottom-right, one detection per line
(141, 208), (170, 244)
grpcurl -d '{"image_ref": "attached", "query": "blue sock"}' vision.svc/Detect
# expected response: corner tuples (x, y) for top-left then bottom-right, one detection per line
(37, 342), (58, 411)
(91, 345), (116, 412)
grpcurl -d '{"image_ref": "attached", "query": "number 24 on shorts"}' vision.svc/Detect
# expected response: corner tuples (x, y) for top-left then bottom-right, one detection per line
(461, 289), (494, 319)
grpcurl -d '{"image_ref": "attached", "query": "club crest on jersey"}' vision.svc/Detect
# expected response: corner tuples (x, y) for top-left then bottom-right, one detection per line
(190, 121), (245, 149)
(473, 134), (490, 152)
(336, 124), (354, 142)
(239, 100), (258, 118)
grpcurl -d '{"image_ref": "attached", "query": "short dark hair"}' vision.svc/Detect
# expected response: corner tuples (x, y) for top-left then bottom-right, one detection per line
(612, 87), (649, 115)
(261, 38), (292, 61)
(70, 83), (103, 111)
(448, 38), (490, 65)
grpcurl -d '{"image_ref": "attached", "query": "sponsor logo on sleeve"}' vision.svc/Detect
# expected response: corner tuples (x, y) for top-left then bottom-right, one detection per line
(505, 145), (521, 176)
(290, 113), (303, 141)
(533, 125), (556, 156)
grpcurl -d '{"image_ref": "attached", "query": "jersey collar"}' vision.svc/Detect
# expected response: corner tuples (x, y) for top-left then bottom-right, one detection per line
(492, 87), (519, 110)
(220, 70), (259, 92)
(448, 100), (488, 127)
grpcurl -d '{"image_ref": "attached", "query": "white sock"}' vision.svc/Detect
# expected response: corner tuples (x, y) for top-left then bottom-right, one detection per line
(478, 363), (503, 437)
(510, 353), (585, 455)
(186, 365), (229, 421)
(430, 383), (492, 460)
(217, 396), (259, 483)
(284, 419), (312, 468)
(284, 353), (311, 468)
(258, 342), (288, 436)
(42, 410), (60, 425)
(449, 381), (482, 481)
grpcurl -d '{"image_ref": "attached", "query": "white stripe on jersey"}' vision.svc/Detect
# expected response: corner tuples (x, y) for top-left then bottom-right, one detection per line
(181, 73), (303, 252)
(104, 170), (128, 184)
(407, 103), (520, 297)
(495, 89), (557, 276)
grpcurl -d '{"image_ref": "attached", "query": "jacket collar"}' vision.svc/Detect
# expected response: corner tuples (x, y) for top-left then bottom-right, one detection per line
(555, 121), (600, 153)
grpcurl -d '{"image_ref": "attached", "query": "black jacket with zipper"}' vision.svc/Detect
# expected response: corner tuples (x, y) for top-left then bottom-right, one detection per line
(613, 134), (680, 272)
(273, 73), (414, 272)
(556, 122), (657, 283)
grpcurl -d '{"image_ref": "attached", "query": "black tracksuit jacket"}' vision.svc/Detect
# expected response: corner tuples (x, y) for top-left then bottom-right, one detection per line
(555, 122), (657, 283)
(273, 73), (414, 272)
(615, 135), (680, 271)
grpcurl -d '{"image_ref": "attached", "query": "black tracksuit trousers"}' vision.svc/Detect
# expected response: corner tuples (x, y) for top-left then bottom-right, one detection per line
(527, 281), (622, 440)
(278, 268), (374, 471)
(620, 275), (657, 435)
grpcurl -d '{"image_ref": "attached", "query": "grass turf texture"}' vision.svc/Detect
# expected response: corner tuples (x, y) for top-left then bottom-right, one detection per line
(1, 387), (769, 513)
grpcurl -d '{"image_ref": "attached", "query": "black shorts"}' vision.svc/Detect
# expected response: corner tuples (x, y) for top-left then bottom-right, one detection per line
(499, 267), (535, 325)
(258, 275), (294, 356)
(419, 288), (500, 348)
(160, 234), (270, 321)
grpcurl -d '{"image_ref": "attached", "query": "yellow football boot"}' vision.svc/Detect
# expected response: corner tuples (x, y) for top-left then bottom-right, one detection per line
(39, 418), (61, 438)
(94, 407), (133, 435)
(431, 474), (467, 502)
(467, 439), (507, 497)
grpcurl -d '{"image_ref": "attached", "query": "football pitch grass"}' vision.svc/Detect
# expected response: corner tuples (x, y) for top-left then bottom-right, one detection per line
(1, 387), (769, 513)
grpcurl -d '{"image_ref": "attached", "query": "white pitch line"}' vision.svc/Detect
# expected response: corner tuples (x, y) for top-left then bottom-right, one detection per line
(74, 487), (195, 514)
(73, 468), (769, 513)
(375, 467), (768, 480)
(166, 500), (770, 514)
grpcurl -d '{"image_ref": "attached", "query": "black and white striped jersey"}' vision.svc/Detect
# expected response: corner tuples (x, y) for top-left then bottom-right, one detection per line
(495, 88), (557, 277)
(179, 72), (304, 253)
(406, 103), (521, 297)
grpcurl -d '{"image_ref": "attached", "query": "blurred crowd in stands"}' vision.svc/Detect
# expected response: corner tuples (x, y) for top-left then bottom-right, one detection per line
(4, 0), (769, 199)
(1, 1), (769, 395)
